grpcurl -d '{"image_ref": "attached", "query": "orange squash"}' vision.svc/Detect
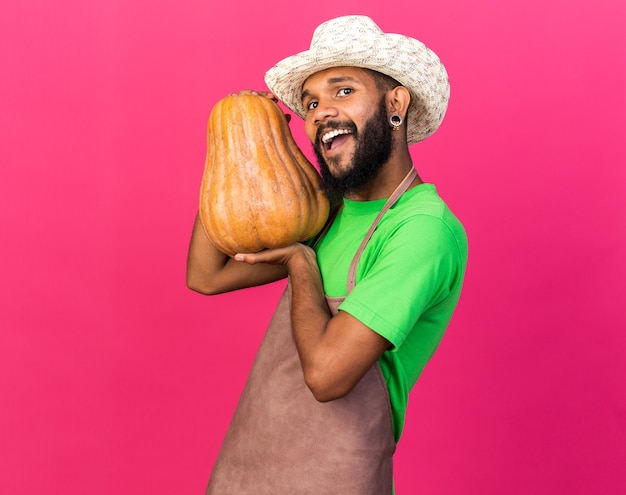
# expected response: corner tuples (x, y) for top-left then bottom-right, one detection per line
(199, 93), (330, 256)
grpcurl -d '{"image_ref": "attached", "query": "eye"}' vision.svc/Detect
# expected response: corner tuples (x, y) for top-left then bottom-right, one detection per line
(305, 100), (318, 111)
(337, 88), (353, 97)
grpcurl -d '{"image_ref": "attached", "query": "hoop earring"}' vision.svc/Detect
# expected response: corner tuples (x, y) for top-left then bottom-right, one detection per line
(389, 114), (403, 131)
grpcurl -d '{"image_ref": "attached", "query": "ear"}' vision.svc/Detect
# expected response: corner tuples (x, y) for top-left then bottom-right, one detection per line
(386, 86), (411, 119)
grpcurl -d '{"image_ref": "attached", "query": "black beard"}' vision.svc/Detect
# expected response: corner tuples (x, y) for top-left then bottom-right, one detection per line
(313, 97), (393, 201)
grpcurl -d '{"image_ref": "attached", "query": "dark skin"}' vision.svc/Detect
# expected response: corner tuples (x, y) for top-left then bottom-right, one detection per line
(187, 68), (418, 401)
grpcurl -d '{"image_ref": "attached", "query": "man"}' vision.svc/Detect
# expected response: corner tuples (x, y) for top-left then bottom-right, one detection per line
(187, 15), (467, 495)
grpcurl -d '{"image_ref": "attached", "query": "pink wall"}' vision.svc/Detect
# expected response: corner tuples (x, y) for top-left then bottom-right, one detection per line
(1, 0), (624, 493)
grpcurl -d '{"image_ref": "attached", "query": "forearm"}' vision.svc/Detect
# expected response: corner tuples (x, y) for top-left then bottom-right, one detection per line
(235, 244), (390, 401)
(186, 212), (287, 295)
(286, 248), (334, 392)
(187, 213), (228, 293)
(286, 247), (376, 402)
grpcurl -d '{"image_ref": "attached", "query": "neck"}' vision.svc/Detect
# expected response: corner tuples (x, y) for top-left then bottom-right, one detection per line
(344, 149), (421, 201)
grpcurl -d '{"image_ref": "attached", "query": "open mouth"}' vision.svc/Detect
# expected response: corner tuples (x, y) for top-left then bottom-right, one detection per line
(321, 128), (352, 151)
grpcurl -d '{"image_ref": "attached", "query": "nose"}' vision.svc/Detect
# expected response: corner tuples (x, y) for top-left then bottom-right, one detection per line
(311, 99), (339, 126)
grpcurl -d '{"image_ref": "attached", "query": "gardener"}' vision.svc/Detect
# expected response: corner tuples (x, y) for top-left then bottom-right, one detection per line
(187, 15), (468, 494)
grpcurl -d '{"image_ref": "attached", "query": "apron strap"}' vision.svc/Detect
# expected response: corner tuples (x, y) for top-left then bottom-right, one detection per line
(347, 167), (418, 294)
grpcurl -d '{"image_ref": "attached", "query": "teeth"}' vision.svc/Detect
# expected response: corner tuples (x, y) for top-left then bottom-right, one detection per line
(322, 129), (351, 144)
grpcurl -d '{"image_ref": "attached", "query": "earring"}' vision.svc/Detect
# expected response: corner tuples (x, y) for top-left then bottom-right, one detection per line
(389, 114), (403, 131)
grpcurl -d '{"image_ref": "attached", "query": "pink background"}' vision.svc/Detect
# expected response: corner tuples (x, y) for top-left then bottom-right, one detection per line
(1, 0), (625, 493)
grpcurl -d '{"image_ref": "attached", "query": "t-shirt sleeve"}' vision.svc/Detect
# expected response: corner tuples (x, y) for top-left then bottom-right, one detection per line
(337, 214), (464, 350)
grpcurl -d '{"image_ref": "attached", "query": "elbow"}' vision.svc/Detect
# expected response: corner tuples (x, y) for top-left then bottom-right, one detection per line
(186, 273), (219, 296)
(303, 367), (352, 403)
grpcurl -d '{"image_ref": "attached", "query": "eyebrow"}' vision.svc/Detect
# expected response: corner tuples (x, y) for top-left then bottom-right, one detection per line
(301, 76), (361, 102)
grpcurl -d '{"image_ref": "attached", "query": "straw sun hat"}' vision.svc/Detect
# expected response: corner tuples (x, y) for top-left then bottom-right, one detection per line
(264, 15), (450, 145)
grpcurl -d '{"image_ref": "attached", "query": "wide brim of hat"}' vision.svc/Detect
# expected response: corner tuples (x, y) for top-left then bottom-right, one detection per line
(264, 31), (450, 145)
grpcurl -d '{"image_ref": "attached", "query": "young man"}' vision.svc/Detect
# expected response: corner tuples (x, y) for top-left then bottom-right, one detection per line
(187, 15), (468, 495)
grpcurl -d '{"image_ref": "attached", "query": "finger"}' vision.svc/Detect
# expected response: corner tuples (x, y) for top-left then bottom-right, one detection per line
(256, 90), (277, 100)
(250, 90), (277, 100)
(234, 253), (254, 263)
(233, 252), (272, 265)
(230, 89), (275, 99)
(234, 245), (295, 266)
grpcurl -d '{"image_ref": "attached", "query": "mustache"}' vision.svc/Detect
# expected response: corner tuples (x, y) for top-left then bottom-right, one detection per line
(314, 120), (358, 144)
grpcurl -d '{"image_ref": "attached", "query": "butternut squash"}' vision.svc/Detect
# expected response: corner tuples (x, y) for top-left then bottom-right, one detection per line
(199, 93), (330, 256)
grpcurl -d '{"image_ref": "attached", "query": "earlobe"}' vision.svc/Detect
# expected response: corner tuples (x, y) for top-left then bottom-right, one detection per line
(389, 114), (403, 131)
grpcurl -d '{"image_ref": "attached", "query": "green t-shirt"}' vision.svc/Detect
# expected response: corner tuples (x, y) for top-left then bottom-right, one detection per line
(314, 183), (468, 442)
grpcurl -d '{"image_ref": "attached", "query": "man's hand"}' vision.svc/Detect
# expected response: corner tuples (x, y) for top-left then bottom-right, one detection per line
(232, 89), (291, 123)
(234, 243), (313, 269)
